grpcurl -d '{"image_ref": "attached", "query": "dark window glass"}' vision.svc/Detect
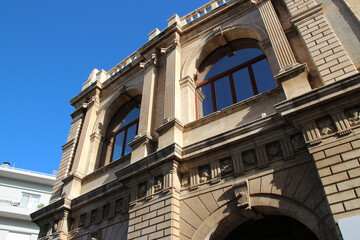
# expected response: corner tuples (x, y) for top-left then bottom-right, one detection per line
(252, 58), (276, 93)
(214, 76), (233, 110)
(100, 105), (140, 166)
(196, 48), (275, 118)
(197, 84), (213, 118)
(233, 68), (253, 102)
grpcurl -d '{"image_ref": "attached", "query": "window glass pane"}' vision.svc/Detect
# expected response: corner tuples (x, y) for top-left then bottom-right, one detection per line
(206, 48), (263, 79)
(252, 59), (276, 93)
(120, 107), (140, 128)
(28, 195), (40, 209)
(112, 131), (125, 161)
(214, 76), (233, 110)
(197, 84), (213, 118)
(124, 123), (138, 156)
(20, 194), (30, 208)
(233, 68), (253, 102)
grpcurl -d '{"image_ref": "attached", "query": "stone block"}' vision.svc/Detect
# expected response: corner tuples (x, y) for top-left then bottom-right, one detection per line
(157, 205), (172, 215)
(322, 172), (348, 186)
(331, 159), (359, 174)
(318, 167), (331, 177)
(351, 139), (360, 149)
(324, 184), (338, 195)
(327, 190), (356, 204)
(136, 206), (150, 217)
(349, 167), (360, 179)
(344, 198), (360, 211)
(157, 221), (171, 231)
(342, 149), (360, 161)
(324, 143), (352, 157)
(150, 201), (165, 212)
(141, 225), (156, 235)
(149, 215), (165, 225)
(142, 211), (157, 221)
(330, 203), (345, 214)
(313, 151), (325, 161)
(128, 230), (141, 239)
(149, 230), (164, 240)
(315, 155), (342, 169)
(135, 220), (149, 231)
(337, 177), (360, 191)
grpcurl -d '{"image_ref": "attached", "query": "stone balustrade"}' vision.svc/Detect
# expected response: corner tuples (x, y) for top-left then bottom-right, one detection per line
(181, 0), (231, 24)
(107, 52), (141, 78)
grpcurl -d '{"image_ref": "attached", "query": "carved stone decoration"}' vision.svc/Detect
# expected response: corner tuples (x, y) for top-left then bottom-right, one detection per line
(290, 134), (306, 152)
(90, 209), (98, 224)
(138, 182), (147, 198)
(266, 142), (283, 161)
(317, 117), (336, 136)
(199, 165), (211, 183)
(242, 150), (257, 166)
(102, 203), (110, 219)
(115, 198), (123, 213)
(347, 108), (360, 126)
(52, 220), (59, 233)
(232, 179), (250, 208)
(154, 175), (163, 192)
(79, 213), (86, 227)
(220, 158), (234, 176)
(181, 172), (190, 187)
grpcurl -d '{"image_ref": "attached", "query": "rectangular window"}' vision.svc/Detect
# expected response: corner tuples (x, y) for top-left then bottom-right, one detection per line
(20, 193), (40, 209)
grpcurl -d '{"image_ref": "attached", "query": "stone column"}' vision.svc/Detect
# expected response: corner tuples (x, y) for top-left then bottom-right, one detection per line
(252, 0), (312, 98)
(129, 53), (158, 163)
(156, 33), (184, 149)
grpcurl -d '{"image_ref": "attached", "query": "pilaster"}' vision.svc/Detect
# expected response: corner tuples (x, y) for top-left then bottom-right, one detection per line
(130, 53), (158, 163)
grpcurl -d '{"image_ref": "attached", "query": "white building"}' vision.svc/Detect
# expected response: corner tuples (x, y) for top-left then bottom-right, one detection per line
(0, 163), (55, 240)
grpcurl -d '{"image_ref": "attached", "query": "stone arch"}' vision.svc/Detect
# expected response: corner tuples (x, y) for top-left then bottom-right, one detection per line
(191, 193), (335, 240)
(181, 23), (274, 81)
(93, 86), (142, 137)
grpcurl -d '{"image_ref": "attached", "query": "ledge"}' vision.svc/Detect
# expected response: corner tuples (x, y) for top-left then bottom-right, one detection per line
(275, 73), (360, 118)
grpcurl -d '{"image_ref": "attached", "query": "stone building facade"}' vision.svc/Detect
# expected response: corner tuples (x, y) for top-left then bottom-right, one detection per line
(31, 0), (360, 239)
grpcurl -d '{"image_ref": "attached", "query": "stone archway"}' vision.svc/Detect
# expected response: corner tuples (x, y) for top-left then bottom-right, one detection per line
(224, 215), (318, 240)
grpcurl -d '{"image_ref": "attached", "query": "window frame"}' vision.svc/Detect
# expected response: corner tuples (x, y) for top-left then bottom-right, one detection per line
(107, 117), (139, 162)
(196, 53), (268, 118)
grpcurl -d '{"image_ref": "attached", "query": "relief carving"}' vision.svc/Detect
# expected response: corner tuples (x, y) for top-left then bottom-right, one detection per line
(290, 134), (306, 152)
(138, 182), (147, 198)
(242, 150), (257, 166)
(90, 209), (98, 223)
(181, 172), (190, 187)
(115, 198), (123, 213)
(154, 175), (163, 192)
(266, 142), (283, 161)
(79, 213), (86, 227)
(199, 165), (211, 183)
(102, 204), (110, 218)
(220, 158), (234, 176)
(317, 118), (336, 136)
(347, 108), (360, 126)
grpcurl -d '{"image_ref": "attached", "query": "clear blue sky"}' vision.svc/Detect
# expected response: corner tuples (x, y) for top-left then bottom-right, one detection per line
(0, 0), (209, 174)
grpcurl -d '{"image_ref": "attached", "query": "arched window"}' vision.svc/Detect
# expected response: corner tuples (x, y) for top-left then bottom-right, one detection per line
(196, 47), (275, 118)
(99, 102), (140, 167)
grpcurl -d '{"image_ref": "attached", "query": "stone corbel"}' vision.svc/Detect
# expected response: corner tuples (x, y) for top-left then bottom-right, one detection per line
(140, 53), (158, 68)
(255, 147), (269, 168)
(210, 161), (221, 183)
(301, 121), (322, 145)
(232, 179), (250, 209)
(232, 152), (244, 175)
(280, 137), (294, 160)
(189, 167), (199, 190)
(330, 111), (352, 136)
(160, 35), (181, 55)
